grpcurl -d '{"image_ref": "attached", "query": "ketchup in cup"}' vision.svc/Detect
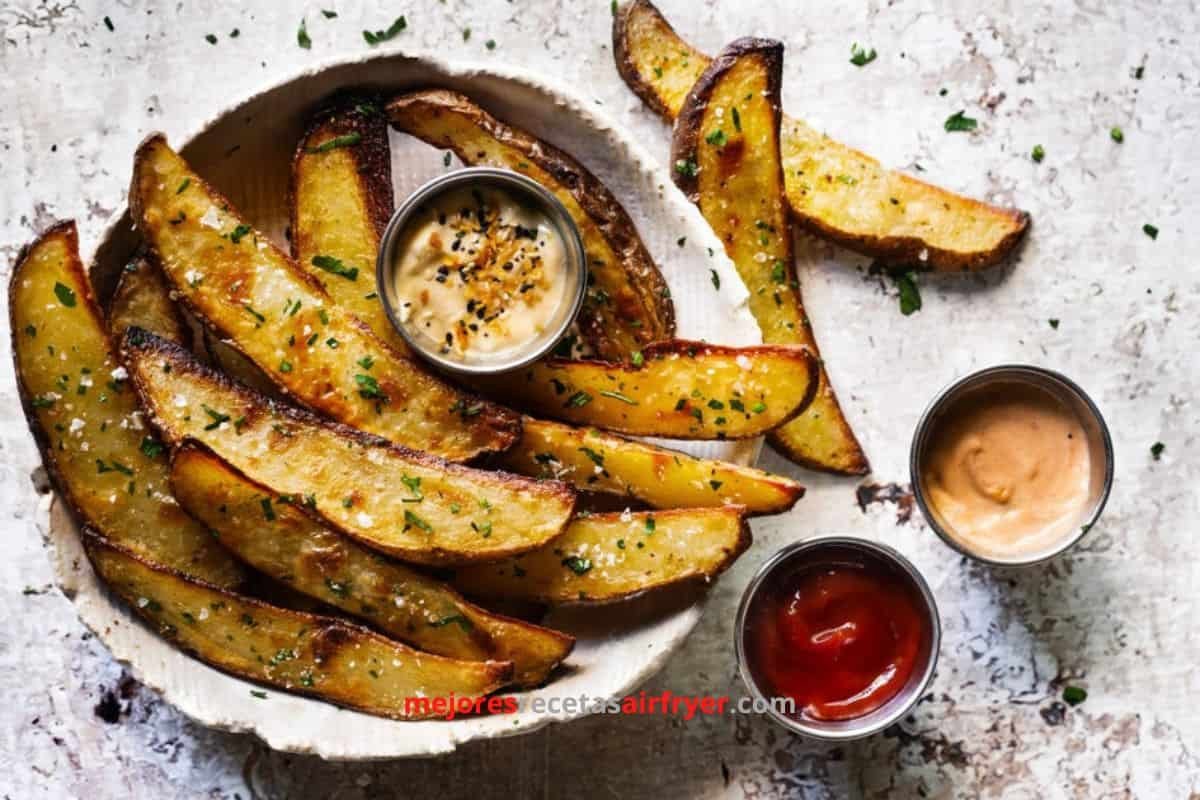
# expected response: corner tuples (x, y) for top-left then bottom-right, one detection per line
(737, 538), (938, 737)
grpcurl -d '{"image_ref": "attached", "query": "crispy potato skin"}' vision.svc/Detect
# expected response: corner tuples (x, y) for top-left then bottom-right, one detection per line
(9, 223), (244, 587)
(289, 96), (410, 356)
(613, 0), (1029, 271)
(452, 507), (751, 604)
(386, 88), (675, 359)
(672, 39), (869, 475)
(474, 339), (818, 440)
(502, 417), (804, 515)
(122, 328), (577, 566)
(171, 442), (573, 687)
(83, 532), (513, 718)
(107, 253), (191, 346)
(129, 134), (519, 461)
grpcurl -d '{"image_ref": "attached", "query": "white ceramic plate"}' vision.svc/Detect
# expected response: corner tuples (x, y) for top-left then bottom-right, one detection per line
(47, 51), (762, 759)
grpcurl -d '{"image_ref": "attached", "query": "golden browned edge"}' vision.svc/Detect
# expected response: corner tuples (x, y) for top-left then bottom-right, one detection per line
(120, 327), (579, 563)
(533, 338), (821, 437)
(462, 506), (753, 606)
(80, 530), (514, 718)
(288, 93), (394, 258)
(385, 88), (676, 356)
(107, 251), (193, 349)
(613, 0), (1029, 272)
(671, 40), (869, 475)
(169, 438), (576, 684)
(129, 133), (522, 458)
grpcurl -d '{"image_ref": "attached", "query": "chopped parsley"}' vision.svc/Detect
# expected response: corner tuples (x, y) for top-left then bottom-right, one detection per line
(363, 16), (406, 45)
(297, 18), (312, 49)
(891, 270), (922, 315)
(400, 474), (423, 502)
(176, 178), (190, 194)
(849, 43), (877, 67)
(944, 111), (978, 133)
(355, 373), (386, 401)
(1142, 223), (1158, 240)
(674, 158), (699, 177)
(429, 614), (472, 630)
(578, 447), (605, 467)
(305, 133), (362, 154)
(1151, 441), (1165, 460)
(250, 690), (268, 699)
(140, 437), (166, 459)
(311, 254), (359, 280)
(705, 128), (727, 147)
(731, 107), (741, 132)
(260, 497), (275, 521)
(599, 390), (638, 405)
(1049, 318), (1060, 329)
(1062, 686), (1087, 706)
(202, 405), (231, 431)
(53, 282), (77, 308)
(403, 509), (432, 533)
(710, 269), (720, 290)
(321, 9), (338, 18)
(279, 360), (293, 373)
(103, 15), (114, 31)
(205, 33), (218, 45)
(631, 351), (644, 367)
(243, 303), (265, 324)
(485, 39), (496, 50)
(1110, 126), (1124, 143)
(566, 391), (592, 408)
(645, 517), (656, 533)
(229, 224), (253, 244)
(1031, 144), (1045, 163)
(561, 555), (592, 575)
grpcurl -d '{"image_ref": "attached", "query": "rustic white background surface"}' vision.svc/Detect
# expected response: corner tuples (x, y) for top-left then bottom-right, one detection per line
(1, 0), (1197, 797)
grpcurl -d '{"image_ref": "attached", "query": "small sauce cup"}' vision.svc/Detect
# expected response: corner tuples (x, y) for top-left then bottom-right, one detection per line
(377, 167), (587, 375)
(734, 536), (941, 741)
(910, 365), (1114, 566)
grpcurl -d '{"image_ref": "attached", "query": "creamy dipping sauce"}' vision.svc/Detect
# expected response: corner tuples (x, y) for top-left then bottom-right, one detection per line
(390, 185), (569, 363)
(920, 382), (1092, 561)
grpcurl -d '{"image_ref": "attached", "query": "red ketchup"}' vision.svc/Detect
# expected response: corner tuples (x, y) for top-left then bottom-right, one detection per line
(744, 560), (927, 721)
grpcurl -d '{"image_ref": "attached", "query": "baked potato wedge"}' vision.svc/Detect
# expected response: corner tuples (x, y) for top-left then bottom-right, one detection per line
(453, 506), (750, 604)
(171, 442), (573, 687)
(613, 0), (1029, 271)
(129, 134), (519, 462)
(107, 252), (190, 345)
(672, 39), (869, 475)
(10, 223), (243, 587)
(386, 88), (674, 360)
(122, 328), (576, 566)
(290, 96), (410, 356)
(83, 532), (512, 718)
(502, 417), (803, 515)
(473, 339), (818, 439)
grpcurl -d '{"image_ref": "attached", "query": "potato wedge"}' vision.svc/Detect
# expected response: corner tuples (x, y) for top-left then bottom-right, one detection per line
(290, 97), (410, 356)
(83, 532), (512, 718)
(9, 223), (243, 587)
(613, 0), (1029, 271)
(107, 252), (190, 345)
(386, 88), (674, 360)
(453, 506), (750, 604)
(672, 39), (869, 475)
(122, 328), (576, 566)
(129, 134), (519, 462)
(171, 442), (573, 687)
(502, 417), (803, 515)
(473, 339), (817, 439)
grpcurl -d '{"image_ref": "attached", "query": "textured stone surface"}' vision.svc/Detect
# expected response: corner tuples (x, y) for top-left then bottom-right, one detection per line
(1, 0), (1197, 797)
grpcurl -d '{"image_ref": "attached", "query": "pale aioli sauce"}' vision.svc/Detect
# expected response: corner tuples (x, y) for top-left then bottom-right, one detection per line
(921, 382), (1091, 561)
(391, 186), (568, 362)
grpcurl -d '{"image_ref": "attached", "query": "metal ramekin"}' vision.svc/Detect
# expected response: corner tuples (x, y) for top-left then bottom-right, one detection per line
(734, 536), (941, 741)
(910, 365), (1114, 567)
(376, 167), (587, 375)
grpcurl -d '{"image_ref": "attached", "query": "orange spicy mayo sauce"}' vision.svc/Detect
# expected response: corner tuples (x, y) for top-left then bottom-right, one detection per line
(920, 382), (1091, 561)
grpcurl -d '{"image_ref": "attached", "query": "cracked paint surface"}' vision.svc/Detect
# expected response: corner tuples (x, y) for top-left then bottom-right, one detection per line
(1, 0), (1197, 797)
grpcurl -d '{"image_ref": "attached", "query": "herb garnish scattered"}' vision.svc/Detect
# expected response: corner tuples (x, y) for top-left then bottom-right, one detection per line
(355, 374), (386, 401)
(305, 133), (362, 154)
(1048, 318), (1060, 329)
(53, 282), (77, 308)
(1142, 224), (1158, 240)
(363, 16), (406, 45)
(849, 43), (877, 67)
(322, 9), (338, 18)
(403, 509), (432, 533)
(1110, 126), (1124, 143)
(1150, 441), (1165, 460)
(140, 437), (166, 459)
(202, 405), (231, 430)
(599, 390), (638, 405)
(705, 128), (727, 147)
(429, 614), (472, 630)
(731, 107), (742, 132)
(561, 555), (593, 575)
(205, 33), (218, 45)
(229, 223), (252, 244)
(311, 254), (359, 280)
(674, 158), (699, 177)
(1031, 144), (1045, 163)
(1062, 686), (1087, 706)
(485, 39), (496, 50)
(710, 269), (720, 290)
(297, 19), (312, 49)
(103, 16), (114, 32)
(944, 111), (978, 133)
(567, 391), (592, 408)
(400, 474), (423, 502)
(260, 497), (275, 521)
(891, 271), (922, 315)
